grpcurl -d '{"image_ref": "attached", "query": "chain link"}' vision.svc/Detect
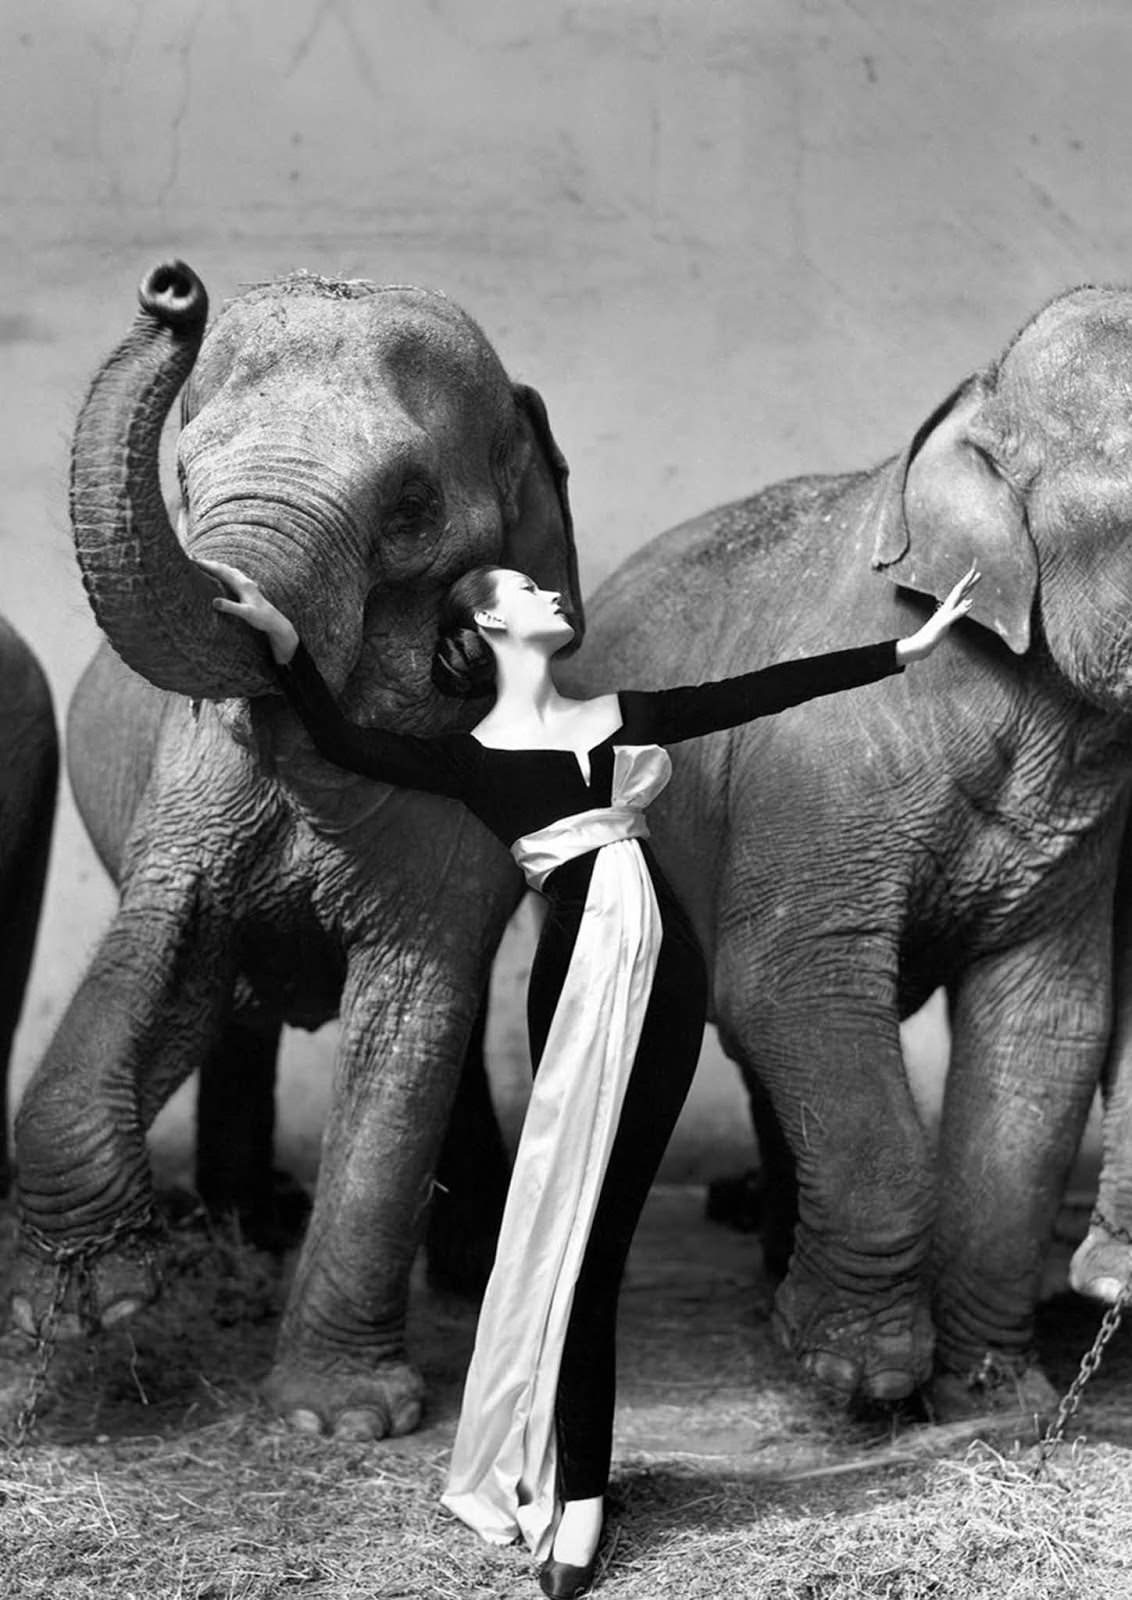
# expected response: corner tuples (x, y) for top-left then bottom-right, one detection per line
(1033, 1220), (1132, 1475)
(9, 1262), (71, 1448)
(4, 1206), (161, 1449)
(1088, 1207), (1132, 1248)
(16, 1203), (157, 1265)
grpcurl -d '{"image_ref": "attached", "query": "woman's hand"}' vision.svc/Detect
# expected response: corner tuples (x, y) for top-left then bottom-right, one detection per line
(895, 565), (981, 664)
(195, 557), (300, 665)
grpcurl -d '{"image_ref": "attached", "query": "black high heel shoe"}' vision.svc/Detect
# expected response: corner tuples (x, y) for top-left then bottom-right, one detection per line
(538, 1555), (597, 1599)
(539, 1490), (612, 1596)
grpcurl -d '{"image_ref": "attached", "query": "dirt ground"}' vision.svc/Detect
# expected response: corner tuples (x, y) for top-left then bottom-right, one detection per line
(418, 1184), (1132, 1473)
(1, 1183), (1131, 1597)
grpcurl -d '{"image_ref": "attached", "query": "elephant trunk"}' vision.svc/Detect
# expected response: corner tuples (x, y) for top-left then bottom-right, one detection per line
(70, 261), (276, 700)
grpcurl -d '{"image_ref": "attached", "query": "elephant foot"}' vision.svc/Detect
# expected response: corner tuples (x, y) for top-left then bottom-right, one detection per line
(1068, 1218), (1132, 1304)
(263, 1352), (425, 1440)
(773, 1269), (933, 1406)
(9, 1229), (162, 1340)
(929, 1353), (1057, 1432)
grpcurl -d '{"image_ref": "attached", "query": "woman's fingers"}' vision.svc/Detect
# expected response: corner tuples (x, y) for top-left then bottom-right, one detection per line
(197, 558), (289, 641)
(194, 555), (259, 597)
(941, 566), (981, 620)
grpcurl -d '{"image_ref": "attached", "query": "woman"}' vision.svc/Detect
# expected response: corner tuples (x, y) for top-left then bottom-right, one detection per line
(200, 556), (978, 1599)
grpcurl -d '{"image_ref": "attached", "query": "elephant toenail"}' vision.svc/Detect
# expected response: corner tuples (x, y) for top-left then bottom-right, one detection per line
(865, 1368), (917, 1401)
(101, 1297), (144, 1328)
(10, 1298), (36, 1338)
(807, 1353), (859, 1394)
(390, 1399), (422, 1435)
(1092, 1275), (1124, 1302)
(288, 1408), (325, 1435)
(334, 1408), (384, 1440)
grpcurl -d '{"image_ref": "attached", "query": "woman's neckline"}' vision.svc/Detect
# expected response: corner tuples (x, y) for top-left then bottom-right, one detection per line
(465, 721), (625, 789)
(465, 723), (624, 756)
(466, 692), (623, 758)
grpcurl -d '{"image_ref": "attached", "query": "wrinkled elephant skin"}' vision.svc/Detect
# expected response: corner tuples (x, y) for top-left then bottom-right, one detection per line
(0, 616), (57, 1198)
(566, 287), (1132, 1417)
(1071, 851), (1132, 1308)
(11, 261), (583, 1438)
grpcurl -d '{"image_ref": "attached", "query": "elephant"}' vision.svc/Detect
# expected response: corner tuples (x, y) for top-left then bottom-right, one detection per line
(1070, 846), (1132, 1305)
(9, 259), (576, 1438)
(0, 615), (57, 1196)
(558, 285), (1132, 1417)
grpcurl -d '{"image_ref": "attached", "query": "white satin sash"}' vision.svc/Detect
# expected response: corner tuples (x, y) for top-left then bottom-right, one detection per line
(511, 805), (649, 893)
(441, 744), (672, 1559)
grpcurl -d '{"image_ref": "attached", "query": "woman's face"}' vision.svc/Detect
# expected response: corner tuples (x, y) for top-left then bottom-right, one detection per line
(480, 568), (575, 649)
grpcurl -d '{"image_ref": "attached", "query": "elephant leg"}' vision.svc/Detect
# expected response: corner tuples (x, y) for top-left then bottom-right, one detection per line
(1072, 848), (1132, 1303)
(263, 949), (484, 1440)
(931, 931), (1110, 1420)
(717, 930), (935, 1408)
(194, 1003), (309, 1250)
(425, 989), (510, 1296)
(0, 760), (56, 1196)
(11, 872), (230, 1339)
(749, 1074), (799, 1283)
(716, 1026), (797, 1280)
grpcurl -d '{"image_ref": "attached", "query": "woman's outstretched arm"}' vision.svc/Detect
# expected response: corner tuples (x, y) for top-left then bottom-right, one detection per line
(618, 566), (980, 746)
(197, 559), (467, 798)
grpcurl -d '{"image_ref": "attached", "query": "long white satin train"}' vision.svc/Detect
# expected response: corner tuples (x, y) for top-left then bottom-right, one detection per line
(441, 743), (671, 1560)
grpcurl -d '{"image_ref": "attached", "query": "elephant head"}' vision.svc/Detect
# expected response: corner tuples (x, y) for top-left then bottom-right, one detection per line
(871, 286), (1132, 711)
(70, 260), (583, 725)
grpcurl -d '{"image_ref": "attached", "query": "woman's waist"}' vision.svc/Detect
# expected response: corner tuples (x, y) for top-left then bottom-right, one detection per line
(538, 850), (703, 970)
(539, 848), (597, 906)
(511, 803), (651, 894)
(540, 838), (683, 910)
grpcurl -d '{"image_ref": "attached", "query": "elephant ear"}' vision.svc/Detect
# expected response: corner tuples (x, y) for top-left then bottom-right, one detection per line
(870, 376), (1038, 654)
(506, 384), (585, 651)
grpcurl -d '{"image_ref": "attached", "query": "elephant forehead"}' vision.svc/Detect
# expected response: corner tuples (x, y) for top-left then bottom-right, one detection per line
(1002, 291), (1132, 443)
(192, 286), (509, 405)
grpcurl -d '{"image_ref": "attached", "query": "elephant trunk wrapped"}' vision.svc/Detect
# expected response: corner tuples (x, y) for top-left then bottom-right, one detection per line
(69, 259), (276, 702)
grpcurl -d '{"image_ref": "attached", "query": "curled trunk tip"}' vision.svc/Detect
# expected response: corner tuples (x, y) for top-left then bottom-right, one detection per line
(138, 260), (209, 331)
(71, 262), (274, 700)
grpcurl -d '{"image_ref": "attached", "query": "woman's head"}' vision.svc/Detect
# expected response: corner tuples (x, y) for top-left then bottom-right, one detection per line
(431, 567), (500, 699)
(430, 566), (575, 698)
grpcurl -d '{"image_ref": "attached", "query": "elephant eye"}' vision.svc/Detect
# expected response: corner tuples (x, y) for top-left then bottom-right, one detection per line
(386, 478), (442, 537)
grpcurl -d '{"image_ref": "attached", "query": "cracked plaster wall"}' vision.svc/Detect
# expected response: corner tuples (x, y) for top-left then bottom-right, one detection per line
(1, 0), (1127, 1182)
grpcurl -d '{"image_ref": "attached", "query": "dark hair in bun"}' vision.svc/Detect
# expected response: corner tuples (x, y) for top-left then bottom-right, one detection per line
(431, 566), (501, 699)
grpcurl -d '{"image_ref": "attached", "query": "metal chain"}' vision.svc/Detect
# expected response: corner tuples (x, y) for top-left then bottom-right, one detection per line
(16, 1203), (158, 1266)
(5, 1206), (161, 1449)
(9, 1262), (71, 1448)
(1033, 1222), (1132, 1475)
(1088, 1207), (1132, 1248)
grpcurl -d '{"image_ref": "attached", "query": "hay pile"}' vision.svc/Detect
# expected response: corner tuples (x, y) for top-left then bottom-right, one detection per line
(4, 1426), (1132, 1598)
(1, 1197), (1131, 1598)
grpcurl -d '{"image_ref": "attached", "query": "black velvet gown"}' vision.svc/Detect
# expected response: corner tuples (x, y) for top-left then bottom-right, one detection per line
(276, 638), (903, 1541)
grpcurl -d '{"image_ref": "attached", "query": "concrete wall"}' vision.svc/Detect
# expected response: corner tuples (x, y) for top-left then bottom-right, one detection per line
(1, 0), (1124, 1183)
